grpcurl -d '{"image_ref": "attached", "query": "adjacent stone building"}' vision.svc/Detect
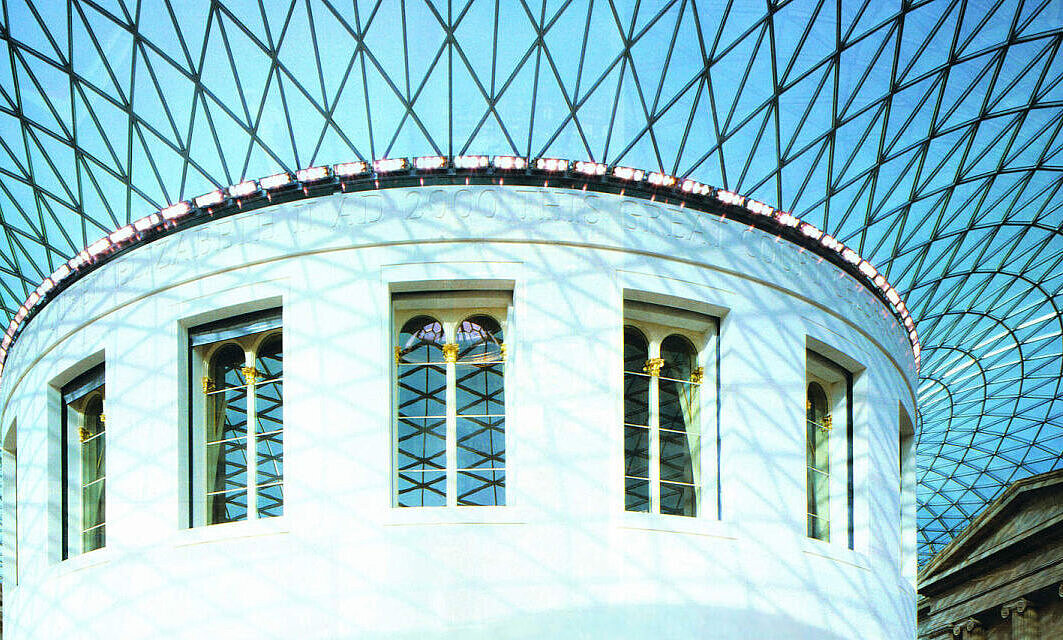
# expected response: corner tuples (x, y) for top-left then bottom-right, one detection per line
(918, 469), (1063, 639)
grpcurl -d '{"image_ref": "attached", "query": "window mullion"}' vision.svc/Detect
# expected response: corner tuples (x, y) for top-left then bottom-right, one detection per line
(71, 416), (82, 554)
(246, 349), (258, 519)
(445, 345), (458, 508)
(648, 341), (661, 514)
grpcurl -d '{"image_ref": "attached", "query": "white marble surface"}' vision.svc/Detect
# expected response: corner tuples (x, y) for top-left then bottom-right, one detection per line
(0, 187), (916, 639)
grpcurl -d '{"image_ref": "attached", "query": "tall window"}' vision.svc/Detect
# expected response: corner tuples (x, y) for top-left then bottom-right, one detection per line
(3, 422), (16, 582)
(806, 350), (853, 547)
(61, 364), (105, 557)
(393, 292), (508, 507)
(806, 381), (830, 540)
(623, 302), (714, 517)
(190, 310), (283, 525)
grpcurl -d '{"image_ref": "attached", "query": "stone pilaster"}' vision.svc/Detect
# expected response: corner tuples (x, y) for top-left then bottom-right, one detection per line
(952, 618), (985, 640)
(1001, 598), (1039, 640)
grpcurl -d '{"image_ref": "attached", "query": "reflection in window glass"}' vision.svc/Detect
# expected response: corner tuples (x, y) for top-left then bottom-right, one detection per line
(61, 364), (105, 558)
(80, 395), (105, 552)
(255, 336), (284, 518)
(620, 316), (705, 516)
(197, 321), (283, 526)
(658, 335), (698, 516)
(624, 325), (702, 517)
(806, 381), (830, 541)
(207, 344), (249, 523)
(395, 309), (506, 507)
(623, 327), (650, 512)
(806, 349), (853, 548)
(396, 316), (448, 506)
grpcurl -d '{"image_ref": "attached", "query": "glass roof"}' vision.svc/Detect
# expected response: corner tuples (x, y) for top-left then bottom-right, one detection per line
(0, 0), (1061, 564)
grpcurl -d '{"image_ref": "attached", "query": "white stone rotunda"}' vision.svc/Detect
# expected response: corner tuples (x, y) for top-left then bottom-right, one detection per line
(0, 158), (917, 639)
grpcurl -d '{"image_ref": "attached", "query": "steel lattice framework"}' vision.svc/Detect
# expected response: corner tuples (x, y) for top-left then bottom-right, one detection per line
(0, 0), (1061, 564)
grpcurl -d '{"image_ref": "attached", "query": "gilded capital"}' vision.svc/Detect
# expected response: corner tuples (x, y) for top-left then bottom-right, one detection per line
(643, 357), (664, 376)
(240, 365), (259, 384)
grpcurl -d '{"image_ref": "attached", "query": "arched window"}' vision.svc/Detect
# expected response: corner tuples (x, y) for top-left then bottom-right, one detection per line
(396, 316), (448, 506)
(393, 294), (509, 508)
(623, 309), (712, 518)
(61, 363), (105, 557)
(206, 344), (250, 523)
(255, 335), (284, 518)
(192, 308), (283, 526)
(659, 335), (699, 516)
(80, 394), (106, 552)
(623, 327), (650, 512)
(806, 381), (830, 540)
(806, 349), (853, 548)
(455, 316), (505, 506)
(3, 420), (17, 583)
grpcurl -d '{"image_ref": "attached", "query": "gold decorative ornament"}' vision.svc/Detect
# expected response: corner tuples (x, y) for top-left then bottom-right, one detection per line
(241, 366), (259, 384)
(820, 415), (833, 431)
(442, 343), (459, 363)
(394, 346), (403, 364)
(689, 366), (704, 384)
(643, 357), (665, 376)
(78, 426), (90, 443)
(202, 377), (215, 393)
(499, 343), (507, 360)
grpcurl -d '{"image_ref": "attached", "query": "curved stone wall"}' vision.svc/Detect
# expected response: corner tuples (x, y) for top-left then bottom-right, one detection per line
(0, 187), (916, 639)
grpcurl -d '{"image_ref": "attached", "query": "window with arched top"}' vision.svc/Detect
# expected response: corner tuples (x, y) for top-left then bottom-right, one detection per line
(806, 381), (830, 540)
(190, 309), (283, 526)
(395, 315), (448, 506)
(2, 420), (16, 583)
(393, 292), (509, 507)
(806, 349), (853, 547)
(61, 363), (105, 558)
(623, 300), (717, 518)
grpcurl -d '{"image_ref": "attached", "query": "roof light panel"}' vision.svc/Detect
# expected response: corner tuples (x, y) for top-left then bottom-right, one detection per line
(612, 166), (645, 181)
(746, 200), (773, 216)
(296, 166), (330, 182)
(799, 222), (823, 240)
(573, 160), (606, 176)
(413, 156), (447, 171)
(87, 238), (111, 259)
(647, 172), (676, 187)
(133, 214), (161, 232)
(160, 201), (192, 221)
(492, 156), (527, 171)
(535, 157), (568, 172)
(821, 234), (843, 252)
(717, 189), (745, 206)
(194, 189), (225, 208)
(776, 211), (800, 227)
(681, 179), (710, 196)
(373, 158), (408, 174)
(228, 181), (258, 198)
(108, 225), (135, 244)
(334, 161), (369, 177)
(260, 172), (293, 190)
(454, 155), (489, 170)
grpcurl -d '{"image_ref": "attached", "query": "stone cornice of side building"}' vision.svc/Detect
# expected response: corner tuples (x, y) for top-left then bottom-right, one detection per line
(917, 468), (1063, 638)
